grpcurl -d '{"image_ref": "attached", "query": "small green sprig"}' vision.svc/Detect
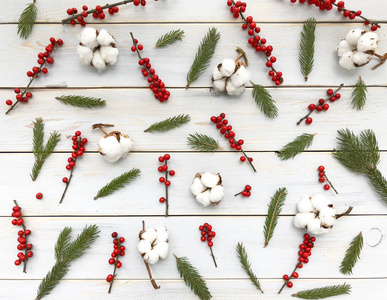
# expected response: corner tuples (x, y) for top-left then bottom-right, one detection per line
(299, 18), (316, 81)
(155, 29), (185, 48)
(351, 77), (368, 110)
(277, 133), (316, 160)
(94, 168), (141, 200)
(340, 232), (363, 275)
(144, 114), (191, 132)
(251, 82), (278, 119)
(292, 283), (351, 299)
(17, 0), (37, 39)
(187, 133), (221, 152)
(55, 95), (106, 108)
(236, 242), (263, 293)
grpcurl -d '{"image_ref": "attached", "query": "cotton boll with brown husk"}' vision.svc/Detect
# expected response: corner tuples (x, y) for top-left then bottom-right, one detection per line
(353, 52), (373, 67)
(357, 32), (379, 52)
(138, 225), (169, 265)
(339, 51), (356, 70)
(336, 40), (356, 57)
(219, 59), (236, 77)
(345, 29), (365, 46)
(190, 172), (224, 207)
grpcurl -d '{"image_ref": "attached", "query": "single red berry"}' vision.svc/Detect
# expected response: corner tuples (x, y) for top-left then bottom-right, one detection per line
(244, 185), (252, 191)
(308, 104), (316, 111)
(306, 117), (313, 124)
(12, 206), (20, 212)
(27, 251), (33, 257)
(109, 258), (115, 265)
(158, 156), (164, 162)
(201, 236), (206, 242)
(17, 219), (24, 226)
(201, 231), (206, 236)
(106, 274), (113, 282)
(208, 241), (213, 247)
(297, 262), (303, 268)
(310, 237), (316, 242)
(371, 24), (378, 31)
(164, 154), (171, 160)
(299, 244), (306, 250)
(6, 100), (12, 105)
(319, 177), (325, 183)
(165, 180), (171, 186)
(283, 274), (289, 280)
(318, 166), (325, 172)
(111, 232), (118, 238)
(119, 237), (125, 243)
(304, 258), (309, 263)
(327, 89), (333, 95)
(159, 197), (166, 203)
(15, 260), (22, 266)
(169, 170), (175, 176)
(36, 193), (43, 200)
(62, 177), (68, 183)
(240, 156), (246, 162)
(324, 184), (330, 190)
(287, 281), (293, 288)
(116, 261), (122, 268)
(12, 219), (17, 225)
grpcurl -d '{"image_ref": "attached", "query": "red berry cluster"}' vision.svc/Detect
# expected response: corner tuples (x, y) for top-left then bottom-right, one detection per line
(59, 131), (88, 204)
(289, 0), (379, 31)
(227, 0), (283, 85)
(66, 5), (120, 26)
(106, 232), (125, 293)
(199, 223), (217, 267)
(235, 185), (252, 197)
(297, 84), (343, 125)
(318, 165), (338, 194)
(11, 201), (33, 272)
(5, 38), (63, 115)
(210, 113), (256, 172)
(130, 33), (170, 102)
(279, 233), (316, 293)
(158, 154), (175, 216)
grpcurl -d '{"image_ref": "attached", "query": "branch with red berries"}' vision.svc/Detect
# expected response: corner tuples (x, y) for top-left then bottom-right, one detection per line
(317, 165), (338, 194)
(235, 185), (252, 198)
(5, 37), (63, 115)
(106, 232), (126, 293)
(199, 223), (217, 268)
(157, 154), (175, 217)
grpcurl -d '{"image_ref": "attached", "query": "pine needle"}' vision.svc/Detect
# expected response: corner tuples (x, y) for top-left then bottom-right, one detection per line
(186, 27), (221, 88)
(36, 225), (100, 300)
(251, 83), (278, 119)
(333, 128), (387, 204)
(236, 242), (264, 293)
(32, 117), (44, 157)
(351, 76), (368, 110)
(155, 29), (185, 48)
(299, 18), (316, 81)
(144, 114), (191, 132)
(94, 168), (141, 200)
(174, 254), (212, 300)
(17, 1), (37, 39)
(187, 133), (221, 152)
(340, 232), (363, 275)
(292, 283), (351, 299)
(55, 95), (106, 108)
(263, 187), (288, 247)
(277, 133), (316, 160)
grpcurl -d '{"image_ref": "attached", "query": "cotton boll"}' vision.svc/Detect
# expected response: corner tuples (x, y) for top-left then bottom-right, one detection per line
(212, 65), (224, 80)
(219, 59), (236, 77)
(294, 213), (315, 229)
(212, 78), (226, 93)
(137, 240), (151, 254)
(339, 51), (356, 70)
(201, 172), (220, 188)
(97, 29), (116, 46)
(306, 218), (326, 235)
(92, 50), (107, 73)
(209, 185), (224, 203)
(145, 250), (160, 264)
(154, 242), (169, 259)
(353, 51), (373, 66)
(345, 28), (365, 46)
(230, 66), (250, 87)
(337, 40), (356, 57)
(98, 136), (123, 162)
(155, 226), (168, 243)
(196, 189), (211, 207)
(311, 194), (331, 211)
(119, 135), (134, 157)
(319, 207), (336, 227)
(77, 45), (94, 65)
(226, 83), (245, 96)
(100, 46), (119, 65)
(141, 228), (158, 242)
(297, 195), (314, 213)
(357, 32), (378, 52)
(191, 177), (207, 196)
(78, 27), (99, 49)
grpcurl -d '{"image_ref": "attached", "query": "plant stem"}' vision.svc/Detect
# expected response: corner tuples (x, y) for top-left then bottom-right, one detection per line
(235, 47), (249, 66)
(297, 84), (344, 125)
(61, 0), (134, 24)
(164, 160), (169, 217)
(108, 240), (121, 294)
(278, 264), (298, 294)
(92, 123), (114, 136)
(335, 206), (353, 219)
(372, 53), (387, 70)
(209, 247), (218, 268)
(241, 148), (257, 173)
(13, 200), (29, 273)
(234, 191), (243, 197)
(141, 220), (160, 289)
(324, 172), (338, 194)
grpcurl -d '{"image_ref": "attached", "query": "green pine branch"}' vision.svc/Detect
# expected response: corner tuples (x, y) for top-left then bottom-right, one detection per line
(94, 168), (141, 200)
(144, 114), (191, 132)
(17, 0), (37, 39)
(36, 225), (100, 300)
(236, 242), (263, 293)
(299, 18), (316, 81)
(351, 77), (368, 110)
(263, 187), (288, 247)
(333, 128), (387, 204)
(251, 83), (278, 119)
(186, 27), (221, 88)
(55, 95), (106, 108)
(277, 133), (316, 160)
(187, 133), (221, 152)
(155, 29), (185, 48)
(292, 283), (351, 299)
(174, 254), (212, 300)
(31, 118), (61, 181)
(340, 232), (363, 275)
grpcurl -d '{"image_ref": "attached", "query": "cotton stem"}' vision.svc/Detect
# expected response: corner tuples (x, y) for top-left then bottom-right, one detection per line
(335, 206), (353, 219)
(91, 123), (114, 136)
(372, 53), (387, 70)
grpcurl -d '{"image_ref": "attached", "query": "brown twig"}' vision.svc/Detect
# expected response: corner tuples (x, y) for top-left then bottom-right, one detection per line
(278, 264), (299, 294)
(209, 247), (218, 268)
(236, 47), (249, 66)
(335, 206), (353, 219)
(324, 172), (338, 194)
(240, 148), (257, 173)
(91, 123), (114, 136)
(372, 53), (387, 70)
(164, 161), (169, 217)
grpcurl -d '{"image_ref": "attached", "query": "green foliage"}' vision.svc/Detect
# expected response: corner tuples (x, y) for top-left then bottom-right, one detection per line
(351, 77), (368, 110)
(174, 254), (212, 300)
(144, 114), (191, 132)
(187, 133), (220, 152)
(55, 95), (106, 108)
(340, 232), (364, 275)
(263, 188), (288, 247)
(186, 27), (221, 88)
(252, 84), (278, 119)
(155, 29), (185, 48)
(17, 1), (37, 39)
(236, 242), (263, 293)
(299, 18), (316, 81)
(94, 168), (141, 200)
(277, 133), (316, 160)
(292, 283), (351, 299)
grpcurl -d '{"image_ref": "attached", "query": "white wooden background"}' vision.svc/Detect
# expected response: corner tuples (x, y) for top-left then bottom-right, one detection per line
(1, 0), (387, 299)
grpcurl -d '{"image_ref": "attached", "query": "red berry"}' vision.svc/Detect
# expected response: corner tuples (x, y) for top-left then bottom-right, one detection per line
(297, 262), (303, 268)
(6, 100), (12, 105)
(371, 24), (378, 31)
(240, 156), (246, 162)
(27, 251), (33, 257)
(310, 237), (316, 242)
(327, 88), (333, 96)
(169, 170), (175, 176)
(158, 156), (164, 162)
(283, 274), (289, 280)
(12, 219), (17, 225)
(119, 237), (125, 243)
(164, 154), (171, 160)
(319, 177), (325, 183)
(248, 157), (253, 162)
(299, 244), (306, 250)
(111, 232), (118, 238)
(304, 258), (309, 263)
(109, 258), (115, 265)
(17, 219), (24, 226)
(304, 233), (310, 239)
(306, 117), (313, 124)
(165, 180), (171, 186)
(159, 197), (166, 203)
(15, 260), (22, 266)
(138, 44), (143, 50)
(159, 177), (165, 183)
(62, 177), (68, 183)
(201, 236), (206, 242)
(287, 281), (293, 288)
(308, 104), (316, 111)
(318, 166), (325, 172)
(324, 184), (330, 190)
(208, 241), (213, 247)
(106, 274), (113, 282)
(35, 192), (43, 200)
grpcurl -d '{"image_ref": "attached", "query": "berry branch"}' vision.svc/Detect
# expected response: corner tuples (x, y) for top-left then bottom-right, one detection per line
(234, 185), (252, 197)
(318, 166), (338, 194)
(158, 154), (175, 217)
(199, 223), (217, 268)
(106, 232), (125, 293)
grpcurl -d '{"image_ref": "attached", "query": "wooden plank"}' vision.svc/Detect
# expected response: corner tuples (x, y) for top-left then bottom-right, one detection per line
(1, 152), (387, 216)
(0, 216), (386, 280)
(0, 24), (386, 88)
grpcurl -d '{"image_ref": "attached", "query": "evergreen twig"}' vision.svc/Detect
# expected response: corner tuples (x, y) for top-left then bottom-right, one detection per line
(340, 232), (363, 275)
(351, 77), (368, 110)
(187, 133), (221, 152)
(292, 283), (351, 299)
(94, 168), (141, 200)
(155, 29), (185, 48)
(251, 82), (278, 119)
(174, 254), (212, 300)
(299, 18), (316, 81)
(236, 242), (264, 293)
(263, 187), (288, 247)
(144, 114), (191, 132)
(277, 133), (316, 160)
(186, 27), (221, 88)
(55, 95), (106, 108)
(17, 0), (37, 39)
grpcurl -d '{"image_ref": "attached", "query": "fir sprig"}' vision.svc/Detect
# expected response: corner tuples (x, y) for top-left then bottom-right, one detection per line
(292, 283), (351, 299)
(299, 18), (316, 81)
(31, 118), (61, 181)
(251, 83), (278, 119)
(340, 232), (363, 275)
(17, 0), (37, 39)
(94, 168), (141, 200)
(277, 133), (316, 160)
(144, 114), (191, 132)
(187, 133), (221, 152)
(174, 254), (212, 300)
(236, 242), (264, 293)
(155, 29), (185, 48)
(186, 27), (221, 88)
(263, 187), (288, 247)
(36, 225), (100, 300)
(351, 77), (368, 110)
(333, 128), (387, 204)
(55, 95), (106, 108)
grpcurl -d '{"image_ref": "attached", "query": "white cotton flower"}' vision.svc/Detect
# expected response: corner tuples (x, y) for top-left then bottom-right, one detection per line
(353, 51), (373, 66)
(219, 59), (236, 77)
(201, 172), (220, 188)
(144, 250), (160, 264)
(212, 78), (226, 93)
(92, 50), (107, 73)
(339, 51), (356, 70)
(190, 177), (207, 196)
(306, 218), (329, 235)
(336, 40), (356, 57)
(138, 225), (169, 265)
(212, 65), (224, 80)
(209, 185), (224, 203)
(119, 134), (134, 158)
(196, 189), (211, 207)
(153, 242), (169, 259)
(191, 172), (223, 207)
(310, 194), (331, 211)
(141, 228), (158, 242)
(98, 135), (123, 163)
(357, 32), (378, 52)
(97, 29), (116, 46)
(226, 83), (245, 96)
(137, 239), (151, 253)
(294, 213), (316, 230)
(78, 27), (99, 49)
(297, 195), (314, 213)
(100, 46), (119, 65)
(345, 28), (365, 46)
(77, 45), (93, 65)
(229, 66), (250, 87)
(155, 226), (168, 243)
(319, 207), (336, 227)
